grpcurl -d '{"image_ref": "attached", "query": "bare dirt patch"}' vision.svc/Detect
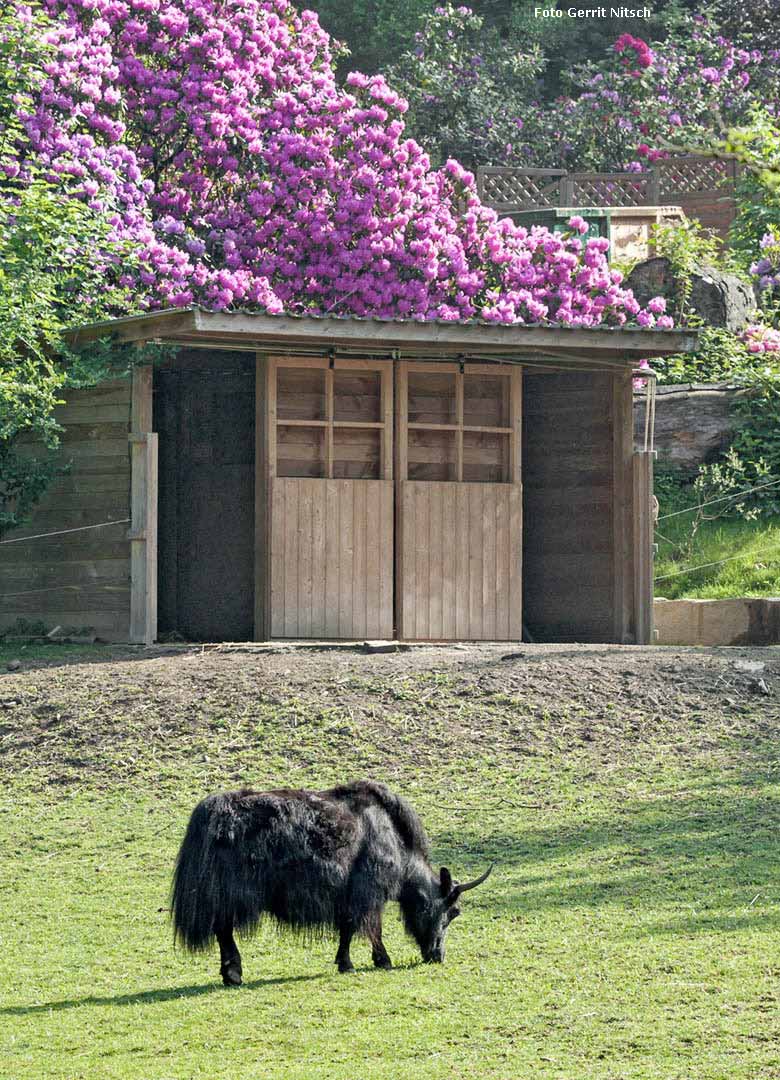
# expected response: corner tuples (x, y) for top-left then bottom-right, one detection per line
(1, 642), (778, 790)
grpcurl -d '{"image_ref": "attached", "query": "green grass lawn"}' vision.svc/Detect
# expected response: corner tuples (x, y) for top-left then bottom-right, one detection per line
(654, 513), (780, 599)
(1, 645), (779, 1079)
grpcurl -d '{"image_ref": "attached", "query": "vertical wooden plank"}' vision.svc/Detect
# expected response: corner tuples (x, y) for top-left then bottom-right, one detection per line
(400, 483), (414, 640)
(495, 489), (509, 639)
(129, 364), (155, 645)
(267, 357), (278, 481)
(283, 480), (299, 637)
(455, 485), (469, 638)
(482, 486), (497, 639)
(270, 480), (285, 636)
(633, 451), (654, 645)
(324, 479), (340, 637)
(299, 480), (314, 637)
(352, 481), (366, 638)
(339, 484), (354, 637)
(131, 364), (153, 432)
(381, 364), (393, 481)
(379, 483), (393, 638)
(145, 433), (158, 647)
(442, 485), (457, 639)
(510, 367), (522, 486)
(310, 481), (326, 636)
(468, 485), (482, 639)
(325, 368), (334, 479)
(429, 485), (443, 638)
(415, 483), (430, 640)
(508, 486), (522, 640)
(365, 483), (380, 638)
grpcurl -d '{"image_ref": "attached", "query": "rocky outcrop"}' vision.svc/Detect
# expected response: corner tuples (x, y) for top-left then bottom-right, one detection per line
(634, 383), (746, 471)
(626, 257), (757, 331)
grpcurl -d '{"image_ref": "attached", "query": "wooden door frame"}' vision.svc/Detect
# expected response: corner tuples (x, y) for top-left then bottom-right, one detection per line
(256, 354), (394, 640)
(394, 360), (523, 641)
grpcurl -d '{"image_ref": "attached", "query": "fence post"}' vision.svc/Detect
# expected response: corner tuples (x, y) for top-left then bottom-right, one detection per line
(559, 174), (574, 206)
(633, 450), (655, 645)
(648, 167), (661, 205)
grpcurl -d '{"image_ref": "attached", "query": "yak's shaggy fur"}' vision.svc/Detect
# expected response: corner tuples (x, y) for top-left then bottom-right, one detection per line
(171, 780), (491, 983)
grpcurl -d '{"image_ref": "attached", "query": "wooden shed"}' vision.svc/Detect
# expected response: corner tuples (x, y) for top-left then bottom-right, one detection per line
(1, 310), (695, 645)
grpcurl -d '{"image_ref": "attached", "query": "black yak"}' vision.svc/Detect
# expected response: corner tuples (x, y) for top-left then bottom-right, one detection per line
(171, 780), (492, 984)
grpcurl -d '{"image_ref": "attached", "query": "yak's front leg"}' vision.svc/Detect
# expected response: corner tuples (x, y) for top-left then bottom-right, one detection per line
(216, 922), (243, 986)
(367, 911), (392, 969)
(335, 919), (356, 973)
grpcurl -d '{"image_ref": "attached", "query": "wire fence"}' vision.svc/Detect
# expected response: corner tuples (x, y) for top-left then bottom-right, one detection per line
(656, 477), (780, 522)
(0, 518), (130, 545)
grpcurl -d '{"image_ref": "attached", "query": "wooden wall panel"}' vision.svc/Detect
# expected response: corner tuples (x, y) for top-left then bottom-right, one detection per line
(398, 482), (521, 641)
(0, 378), (132, 640)
(522, 370), (620, 643)
(269, 478), (393, 639)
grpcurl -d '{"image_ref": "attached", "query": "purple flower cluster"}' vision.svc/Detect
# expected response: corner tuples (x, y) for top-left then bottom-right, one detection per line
(12, 0), (668, 327)
(555, 16), (780, 173)
(750, 230), (780, 295)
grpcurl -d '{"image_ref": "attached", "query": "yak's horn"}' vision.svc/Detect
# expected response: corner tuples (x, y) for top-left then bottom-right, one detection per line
(449, 863), (494, 901)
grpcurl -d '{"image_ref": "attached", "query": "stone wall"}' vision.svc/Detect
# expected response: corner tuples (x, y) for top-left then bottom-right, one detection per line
(655, 597), (780, 645)
(634, 383), (744, 471)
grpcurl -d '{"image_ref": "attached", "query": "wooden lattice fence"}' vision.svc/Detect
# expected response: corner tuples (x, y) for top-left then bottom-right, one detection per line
(477, 157), (740, 239)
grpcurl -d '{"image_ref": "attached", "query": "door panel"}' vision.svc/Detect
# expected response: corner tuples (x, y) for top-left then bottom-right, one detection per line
(266, 357), (394, 640)
(396, 362), (522, 642)
(270, 478), (393, 639)
(398, 481), (521, 641)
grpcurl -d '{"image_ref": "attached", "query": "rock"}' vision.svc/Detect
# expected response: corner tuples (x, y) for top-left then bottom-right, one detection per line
(6, 660), (21, 672)
(626, 257), (756, 331)
(634, 383), (746, 471)
(363, 641), (400, 654)
(734, 659), (766, 675)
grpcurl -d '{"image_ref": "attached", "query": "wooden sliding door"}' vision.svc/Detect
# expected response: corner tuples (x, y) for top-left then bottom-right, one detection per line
(264, 357), (394, 639)
(396, 362), (522, 641)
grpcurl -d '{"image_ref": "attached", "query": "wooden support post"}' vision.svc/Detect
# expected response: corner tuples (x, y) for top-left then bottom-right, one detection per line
(129, 433), (158, 645)
(129, 365), (157, 645)
(254, 353), (269, 641)
(612, 370), (634, 643)
(633, 451), (655, 645)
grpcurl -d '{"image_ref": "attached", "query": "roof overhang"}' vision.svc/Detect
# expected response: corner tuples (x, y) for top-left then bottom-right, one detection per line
(66, 307), (697, 367)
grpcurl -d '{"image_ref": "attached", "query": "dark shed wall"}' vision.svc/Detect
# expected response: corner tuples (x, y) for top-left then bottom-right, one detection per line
(0, 378), (132, 640)
(522, 370), (617, 642)
(154, 350), (256, 641)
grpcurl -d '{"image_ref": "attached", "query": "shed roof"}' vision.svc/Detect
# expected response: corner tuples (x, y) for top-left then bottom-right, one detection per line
(68, 307), (696, 368)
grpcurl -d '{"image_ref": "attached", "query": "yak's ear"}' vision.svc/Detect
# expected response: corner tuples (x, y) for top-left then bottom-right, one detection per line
(440, 867), (454, 897)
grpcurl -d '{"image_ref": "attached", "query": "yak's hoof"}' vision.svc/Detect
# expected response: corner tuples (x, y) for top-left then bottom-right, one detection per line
(373, 955), (392, 970)
(337, 960), (355, 974)
(221, 963), (243, 987)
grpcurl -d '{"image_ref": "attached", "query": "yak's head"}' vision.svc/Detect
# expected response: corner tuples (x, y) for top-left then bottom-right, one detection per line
(401, 863), (493, 963)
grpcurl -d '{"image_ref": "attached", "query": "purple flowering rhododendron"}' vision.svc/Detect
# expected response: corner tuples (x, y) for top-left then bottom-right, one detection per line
(10, 0), (668, 326)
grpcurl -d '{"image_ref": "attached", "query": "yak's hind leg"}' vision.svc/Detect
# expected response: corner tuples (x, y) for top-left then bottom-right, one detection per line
(216, 922), (243, 987)
(335, 920), (356, 973)
(368, 912), (392, 970)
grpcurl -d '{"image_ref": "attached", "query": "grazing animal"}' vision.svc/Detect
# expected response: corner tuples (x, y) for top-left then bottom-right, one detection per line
(171, 780), (492, 984)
